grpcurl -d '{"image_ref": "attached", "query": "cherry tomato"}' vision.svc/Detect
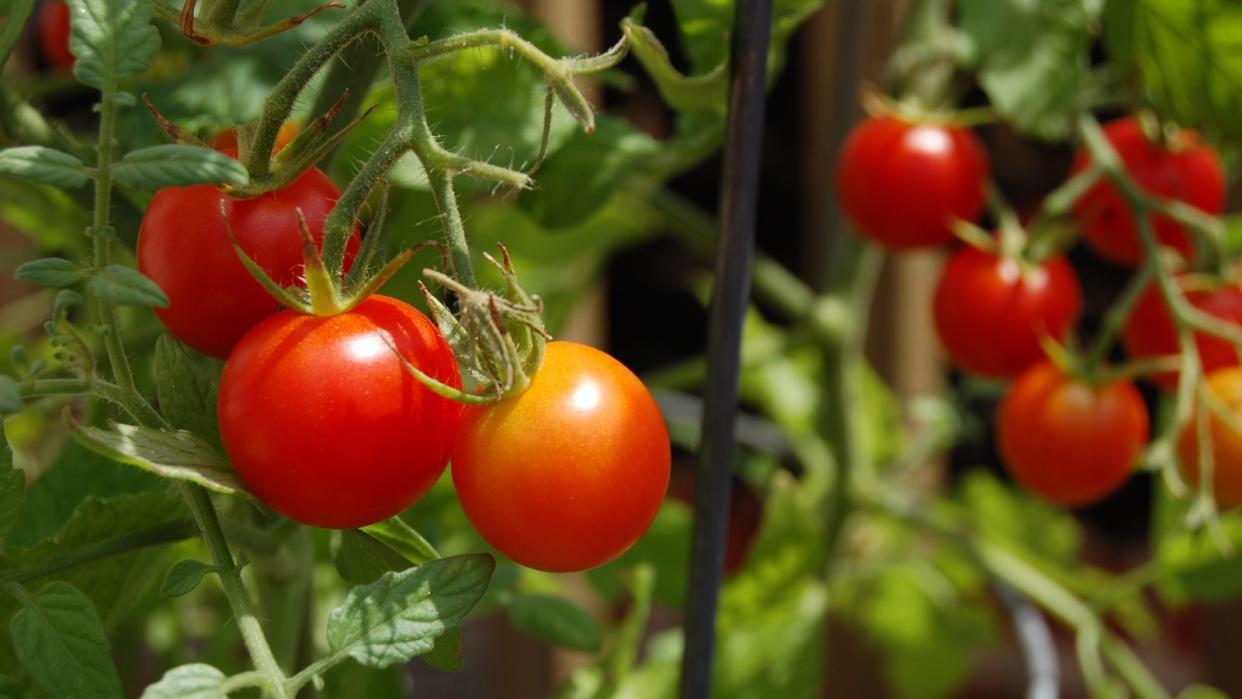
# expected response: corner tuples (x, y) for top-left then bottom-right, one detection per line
(1071, 117), (1223, 265)
(997, 360), (1148, 506)
(451, 341), (671, 572)
(1122, 277), (1242, 391)
(1178, 367), (1242, 508)
(37, 1), (73, 72)
(933, 245), (1082, 378)
(137, 166), (360, 359)
(218, 295), (462, 529)
(211, 122), (300, 156)
(835, 115), (989, 249)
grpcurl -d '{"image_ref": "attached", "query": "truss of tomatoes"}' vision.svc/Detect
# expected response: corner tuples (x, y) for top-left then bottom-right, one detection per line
(835, 112), (1233, 508)
(139, 167), (671, 573)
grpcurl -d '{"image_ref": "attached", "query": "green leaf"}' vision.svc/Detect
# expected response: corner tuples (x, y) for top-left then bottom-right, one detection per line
(0, 675), (23, 699)
(505, 594), (602, 652)
(333, 530), (410, 585)
(619, 17), (726, 113)
(1104, 0), (1242, 139)
(326, 554), (494, 669)
(959, 470), (1081, 566)
(87, 265), (169, 307)
(421, 628), (464, 674)
(66, 0), (161, 89)
(153, 336), (220, 445)
(1178, 686), (1230, 699)
(360, 517), (439, 567)
(0, 147), (91, 189)
(0, 457), (22, 552)
(9, 582), (122, 699)
(14, 258), (84, 288)
(67, 419), (249, 496)
(112, 145), (248, 189)
(959, 0), (1099, 139)
(159, 559), (216, 599)
(138, 664), (227, 699)
(0, 378), (19, 415)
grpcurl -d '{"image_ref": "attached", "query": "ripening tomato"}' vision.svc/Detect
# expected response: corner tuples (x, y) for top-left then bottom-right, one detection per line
(137, 166), (360, 359)
(1122, 277), (1242, 391)
(933, 245), (1082, 378)
(451, 341), (671, 572)
(37, 1), (73, 71)
(218, 295), (462, 529)
(1178, 367), (1242, 508)
(211, 122), (300, 156)
(997, 360), (1148, 506)
(836, 115), (989, 249)
(1071, 117), (1224, 265)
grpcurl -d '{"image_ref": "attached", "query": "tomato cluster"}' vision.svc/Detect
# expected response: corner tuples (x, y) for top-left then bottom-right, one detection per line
(836, 111), (1236, 508)
(139, 162), (670, 571)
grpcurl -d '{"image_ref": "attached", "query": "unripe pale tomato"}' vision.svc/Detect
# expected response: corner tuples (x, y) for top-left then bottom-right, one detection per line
(37, 1), (73, 72)
(835, 115), (989, 249)
(997, 360), (1148, 506)
(933, 245), (1082, 378)
(137, 166), (360, 359)
(1122, 277), (1242, 391)
(1177, 367), (1242, 508)
(218, 295), (462, 529)
(451, 341), (671, 572)
(1071, 116), (1223, 265)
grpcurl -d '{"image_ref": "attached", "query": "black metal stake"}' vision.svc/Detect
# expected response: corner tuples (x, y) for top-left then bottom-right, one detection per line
(678, 1), (774, 698)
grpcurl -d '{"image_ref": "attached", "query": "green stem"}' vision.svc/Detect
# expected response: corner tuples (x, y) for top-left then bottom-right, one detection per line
(425, 168), (476, 288)
(1084, 262), (1153, 372)
(180, 484), (290, 698)
(0, 0), (36, 69)
(1, 520), (195, 584)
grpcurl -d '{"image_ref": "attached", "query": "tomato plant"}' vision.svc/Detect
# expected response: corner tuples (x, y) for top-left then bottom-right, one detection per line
(997, 360), (1148, 506)
(36, 0), (72, 71)
(1071, 116), (1224, 265)
(1122, 276), (1242, 390)
(451, 341), (671, 572)
(932, 244), (1082, 378)
(835, 115), (988, 249)
(1179, 367), (1242, 508)
(137, 166), (360, 359)
(218, 295), (462, 529)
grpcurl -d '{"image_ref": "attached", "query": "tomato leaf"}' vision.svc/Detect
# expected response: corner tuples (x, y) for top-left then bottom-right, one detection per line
(1104, 0), (1242, 139)
(159, 559), (217, 599)
(360, 517), (439, 567)
(9, 582), (122, 699)
(333, 530), (411, 585)
(14, 258), (84, 288)
(112, 145), (248, 190)
(325, 554), (494, 670)
(66, 419), (250, 497)
(153, 336), (220, 447)
(0, 439), (22, 553)
(0, 147), (91, 189)
(0, 378), (19, 415)
(65, 0), (160, 90)
(420, 628), (464, 674)
(1179, 686), (1230, 699)
(505, 593), (602, 652)
(87, 265), (169, 308)
(137, 664), (228, 699)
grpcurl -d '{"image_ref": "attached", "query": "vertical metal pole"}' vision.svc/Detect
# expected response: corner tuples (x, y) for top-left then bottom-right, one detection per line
(678, 1), (773, 698)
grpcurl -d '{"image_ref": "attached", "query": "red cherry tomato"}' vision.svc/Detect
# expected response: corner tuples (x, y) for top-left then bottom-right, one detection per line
(137, 167), (360, 359)
(933, 245), (1082, 378)
(1178, 367), (1242, 508)
(210, 122), (300, 156)
(451, 341), (671, 572)
(37, 1), (73, 72)
(835, 115), (989, 249)
(218, 295), (462, 529)
(1122, 277), (1242, 391)
(1071, 116), (1224, 265)
(997, 360), (1148, 506)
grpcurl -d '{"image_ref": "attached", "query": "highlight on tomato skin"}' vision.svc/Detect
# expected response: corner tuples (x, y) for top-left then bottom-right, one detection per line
(217, 295), (463, 530)
(835, 114), (989, 250)
(996, 360), (1149, 507)
(450, 341), (672, 573)
(1122, 277), (1242, 392)
(1070, 116), (1224, 266)
(932, 244), (1082, 378)
(1178, 367), (1242, 509)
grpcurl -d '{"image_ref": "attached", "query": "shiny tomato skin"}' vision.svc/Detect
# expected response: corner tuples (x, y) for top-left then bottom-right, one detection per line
(997, 360), (1148, 506)
(835, 116), (989, 249)
(451, 341), (671, 572)
(1121, 279), (1242, 391)
(37, 1), (73, 71)
(218, 295), (462, 529)
(933, 246), (1082, 378)
(1071, 117), (1224, 265)
(1178, 368), (1242, 508)
(137, 167), (360, 359)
